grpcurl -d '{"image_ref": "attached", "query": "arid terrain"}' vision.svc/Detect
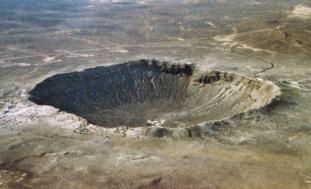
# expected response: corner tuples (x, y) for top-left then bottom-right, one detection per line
(0, 0), (311, 188)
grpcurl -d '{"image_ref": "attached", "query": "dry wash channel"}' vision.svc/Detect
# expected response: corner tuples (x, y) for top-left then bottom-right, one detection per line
(28, 59), (280, 129)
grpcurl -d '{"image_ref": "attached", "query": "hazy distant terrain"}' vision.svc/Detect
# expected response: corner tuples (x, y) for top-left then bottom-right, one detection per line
(0, 0), (311, 188)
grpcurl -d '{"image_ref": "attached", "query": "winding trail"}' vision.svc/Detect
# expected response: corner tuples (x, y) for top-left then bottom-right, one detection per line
(230, 44), (275, 78)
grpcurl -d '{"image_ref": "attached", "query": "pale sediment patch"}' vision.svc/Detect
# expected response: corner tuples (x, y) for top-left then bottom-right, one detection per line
(173, 37), (185, 41)
(66, 53), (95, 58)
(215, 29), (278, 54)
(237, 44), (266, 52)
(182, 0), (200, 5)
(250, 0), (262, 5)
(1, 63), (38, 68)
(214, 28), (237, 46)
(204, 21), (217, 28)
(43, 56), (56, 63)
(116, 152), (161, 166)
(289, 5), (311, 19)
(108, 48), (129, 53)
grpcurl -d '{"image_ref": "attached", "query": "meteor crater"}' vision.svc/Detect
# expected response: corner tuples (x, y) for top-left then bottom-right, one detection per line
(28, 59), (280, 128)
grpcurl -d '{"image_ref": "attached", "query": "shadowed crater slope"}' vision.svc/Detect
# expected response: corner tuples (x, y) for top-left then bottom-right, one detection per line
(28, 59), (280, 128)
